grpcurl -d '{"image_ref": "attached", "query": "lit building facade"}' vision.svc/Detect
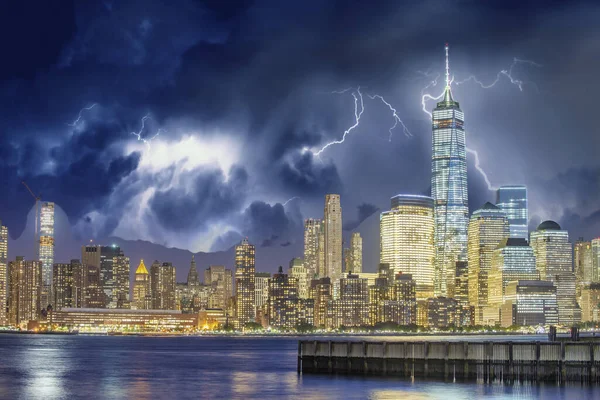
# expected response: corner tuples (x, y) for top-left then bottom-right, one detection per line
(310, 277), (332, 328)
(187, 255), (199, 286)
(380, 194), (435, 300)
(53, 260), (83, 310)
(113, 251), (130, 309)
(268, 266), (299, 329)
(133, 260), (151, 310)
(255, 272), (271, 310)
(8, 257), (42, 327)
(332, 273), (369, 328)
(575, 240), (593, 294)
(425, 297), (472, 329)
(348, 232), (363, 273)
(592, 238), (600, 283)
(580, 283), (600, 322)
(81, 244), (123, 308)
(288, 258), (309, 299)
(39, 202), (55, 309)
(150, 261), (177, 310)
(500, 280), (558, 327)
(324, 194), (342, 283)
(303, 218), (323, 279)
(431, 45), (469, 298)
(235, 238), (256, 327)
(467, 202), (509, 324)
(0, 221), (7, 326)
(205, 265), (233, 310)
(487, 238), (539, 325)
(496, 186), (528, 239)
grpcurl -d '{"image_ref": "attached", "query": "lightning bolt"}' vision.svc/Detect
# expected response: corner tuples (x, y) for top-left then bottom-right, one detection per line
(67, 103), (98, 126)
(454, 58), (541, 91)
(283, 196), (300, 206)
(131, 114), (165, 148)
(312, 87), (365, 156)
(367, 94), (412, 140)
(465, 147), (495, 191)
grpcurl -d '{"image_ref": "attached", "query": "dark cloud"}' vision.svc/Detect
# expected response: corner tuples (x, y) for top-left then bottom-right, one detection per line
(242, 201), (302, 247)
(277, 152), (342, 196)
(149, 166), (248, 231)
(343, 203), (380, 231)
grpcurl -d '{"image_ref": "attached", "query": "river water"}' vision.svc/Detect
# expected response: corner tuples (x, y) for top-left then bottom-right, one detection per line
(0, 334), (597, 399)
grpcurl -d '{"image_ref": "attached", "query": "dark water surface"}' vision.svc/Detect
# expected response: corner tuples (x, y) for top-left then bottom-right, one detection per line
(0, 334), (598, 399)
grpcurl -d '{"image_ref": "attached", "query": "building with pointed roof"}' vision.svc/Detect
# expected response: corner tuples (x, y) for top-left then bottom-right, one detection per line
(432, 43), (469, 298)
(187, 255), (199, 286)
(133, 259), (150, 310)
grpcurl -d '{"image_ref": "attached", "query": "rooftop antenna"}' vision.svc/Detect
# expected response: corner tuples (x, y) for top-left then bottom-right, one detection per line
(445, 42), (450, 89)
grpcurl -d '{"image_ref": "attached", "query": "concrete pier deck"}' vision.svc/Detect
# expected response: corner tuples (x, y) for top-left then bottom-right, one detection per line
(298, 340), (600, 383)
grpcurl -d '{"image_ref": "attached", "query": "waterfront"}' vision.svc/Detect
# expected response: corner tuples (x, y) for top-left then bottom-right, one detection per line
(0, 334), (598, 399)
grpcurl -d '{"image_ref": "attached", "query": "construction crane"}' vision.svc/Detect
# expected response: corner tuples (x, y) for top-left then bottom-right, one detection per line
(21, 181), (41, 259)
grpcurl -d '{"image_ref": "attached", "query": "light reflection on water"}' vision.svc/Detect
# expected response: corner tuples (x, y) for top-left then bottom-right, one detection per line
(0, 334), (596, 399)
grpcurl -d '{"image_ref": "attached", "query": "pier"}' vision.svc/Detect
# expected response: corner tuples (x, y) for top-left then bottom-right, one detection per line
(298, 340), (600, 383)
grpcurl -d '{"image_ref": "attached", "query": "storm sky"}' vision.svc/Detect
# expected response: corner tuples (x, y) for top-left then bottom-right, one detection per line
(0, 1), (598, 272)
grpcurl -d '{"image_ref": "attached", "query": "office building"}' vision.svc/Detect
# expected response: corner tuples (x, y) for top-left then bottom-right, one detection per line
(53, 260), (83, 310)
(496, 186), (528, 239)
(81, 244), (123, 308)
(8, 257), (42, 327)
(255, 272), (271, 318)
(346, 232), (362, 273)
(235, 238), (256, 327)
(39, 202), (54, 309)
(500, 280), (559, 327)
(304, 218), (323, 279)
(431, 45), (469, 297)
(187, 255), (199, 286)
(113, 251), (130, 309)
(331, 273), (369, 328)
(82, 263), (104, 308)
(133, 260), (151, 310)
(425, 297), (473, 328)
(150, 261), (176, 310)
(467, 202), (509, 323)
(380, 194), (435, 300)
(575, 239), (593, 296)
(592, 238), (600, 283)
(580, 283), (600, 322)
(487, 238), (539, 325)
(311, 277), (332, 328)
(288, 258), (309, 299)
(324, 194), (342, 282)
(0, 221), (7, 326)
(205, 265), (233, 310)
(268, 266), (299, 329)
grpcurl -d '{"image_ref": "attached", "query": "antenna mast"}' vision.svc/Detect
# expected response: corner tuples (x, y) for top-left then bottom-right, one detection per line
(445, 43), (450, 88)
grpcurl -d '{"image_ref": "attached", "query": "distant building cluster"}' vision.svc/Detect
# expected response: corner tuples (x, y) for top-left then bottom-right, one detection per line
(0, 48), (599, 333)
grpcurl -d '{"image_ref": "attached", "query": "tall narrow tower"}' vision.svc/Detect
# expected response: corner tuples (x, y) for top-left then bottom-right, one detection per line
(39, 202), (55, 308)
(432, 43), (469, 297)
(324, 194), (342, 283)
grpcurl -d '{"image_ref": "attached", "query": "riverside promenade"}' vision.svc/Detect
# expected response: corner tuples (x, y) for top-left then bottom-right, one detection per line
(298, 339), (600, 383)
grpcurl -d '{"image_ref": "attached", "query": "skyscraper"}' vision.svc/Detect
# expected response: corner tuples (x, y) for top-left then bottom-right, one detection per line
(288, 258), (309, 299)
(380, 195), (435, 300)
(133, 259), (150, 310)
(487, 238), (539, 325)
(81, 244), (123, 307)
(0, 221), (7, 326)
(8, 257), (42, 327)
(575, 240), (593, 296)
(467, 202), (509, 324)
(324, 194), (342, 283)
(39, 202), (54, 308)
(113, 251), (130, 309)
(150, 261), (177, 310)
(53, 260), (83, 310)
(529, 221), (580, 324)
(303, 218), (323, 279)
(268, 266), (299, 329)
(349, 232), (363, 273)
(235, 238), (256, 327)
(431, 44), (469, 297)
(187, 255), (199, 286)
(592, 238), (600, 283)
(206, 265), (233, 310)
(496, 186), (528, 239)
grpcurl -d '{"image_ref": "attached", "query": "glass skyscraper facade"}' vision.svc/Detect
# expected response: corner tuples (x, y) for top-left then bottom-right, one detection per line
(0, 221), (7, 326)
(39, 202), (54, 307)
(431, 44), (468, 297)
(496, 185), (528, 239)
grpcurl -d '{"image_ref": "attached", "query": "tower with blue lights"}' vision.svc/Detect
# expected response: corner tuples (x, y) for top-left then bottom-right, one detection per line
(431, 43), (469, 297)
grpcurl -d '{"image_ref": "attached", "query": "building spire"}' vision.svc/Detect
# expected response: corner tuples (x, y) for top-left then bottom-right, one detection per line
(443, 42), (454, 104)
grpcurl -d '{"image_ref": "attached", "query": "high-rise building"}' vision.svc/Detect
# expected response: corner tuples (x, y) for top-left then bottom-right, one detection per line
(431, 44), (469, 298)
(8, 257), (42, 327)
(500, 280), (558, 327)
(496, 186), (528, 239)
(0, 221), (7, 326)
(324, 194), (342, 283)
(133, 260), (151, 310)
(53, 260), (83, 310)
(288, 258), (309, 299)
(454, 261), (469, 306)
(529, 221), (579, 324)
(592, 238), (600, 283)
(303, 218), (323, 279)
(150, 261), (177, 310)
(255, 272), (271, 310)
(268, 266), (299, 329)
(575, 239), (593, 291)
(580, 283), (600, 322)
(467, 202), (509, 324)
(206, 265), (233, 310)
(311, 277), (332, 328)
(235, 238), (256, 327)
(487, 238), (539, 325)
(113, 251), (130, 309)
(81, 244), (123, 307)
(348, 232), (362, 273)
(332, 273), (369, 328)
(187, 255), (199, 286)
(380, 194), (435, 300)
(39, 202), (54, 309)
